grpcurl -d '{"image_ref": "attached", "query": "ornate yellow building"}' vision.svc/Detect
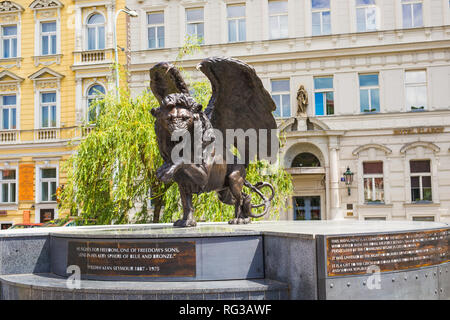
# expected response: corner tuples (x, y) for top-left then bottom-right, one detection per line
(0, 0), (128, 228)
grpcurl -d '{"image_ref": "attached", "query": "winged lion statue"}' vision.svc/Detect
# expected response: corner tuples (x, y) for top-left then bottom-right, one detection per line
(149, 57), (278, 227)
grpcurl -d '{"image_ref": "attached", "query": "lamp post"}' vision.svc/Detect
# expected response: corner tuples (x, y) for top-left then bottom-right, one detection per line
(343, 166), (354, 196)
(113, 7), (138, 99)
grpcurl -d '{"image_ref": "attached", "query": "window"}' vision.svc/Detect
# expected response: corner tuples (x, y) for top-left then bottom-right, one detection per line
(271, 79), (290, 118)
(312, 0), (331, 36)
(0, 169), (16, 203)
(1, 25), (17, 58)
(402, 0), (423, 28)
(405, 70), (427, 111)
(410, 160), (432, 202)
(269, 0), (288, 39)
(356, 0), (377, 32)
(314, 77), (334, 115)
(364, 217), (386, 221)
(40, 168), (57, 202)
(87, 84), (105, 122)
(291, 153), (321, 167)
(0, 223), (12, 230)
(40, 92), (57, 128)
(294, 196), (321, 220)
(0, 95), (16, 130)
(359, 74), (380, 113)
(87, 13), (105, 50)
(186, 8), (204, 43)
(363, 162), (384, 203)
(412, 216), (435, 221)
(148, 12), (164, 49)
(227, 4), (246, 42)
(40, 21), (57, 55)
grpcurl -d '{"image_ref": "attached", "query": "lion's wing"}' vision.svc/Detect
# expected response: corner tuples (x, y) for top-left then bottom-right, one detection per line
(198, 57), (278, 165)
(150, 62), (190, 104)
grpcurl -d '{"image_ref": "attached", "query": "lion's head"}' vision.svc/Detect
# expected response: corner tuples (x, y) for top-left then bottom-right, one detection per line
(151, 93), (202, 134)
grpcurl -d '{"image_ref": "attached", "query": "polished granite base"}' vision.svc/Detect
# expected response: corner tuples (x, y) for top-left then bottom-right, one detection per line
(0, 220), (448, 300)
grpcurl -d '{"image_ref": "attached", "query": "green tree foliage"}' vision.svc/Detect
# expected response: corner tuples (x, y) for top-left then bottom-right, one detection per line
(61, 37), (293, 225)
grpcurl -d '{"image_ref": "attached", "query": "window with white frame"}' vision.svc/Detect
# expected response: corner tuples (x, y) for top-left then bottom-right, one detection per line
(312, 0), (331, 36)
(356, 0), (377, 32)
(227, 4), (246, 42)
(186, 8), (204, 43)
(0, 169), (16, 204)
(40, 168), (57, 202)
(402, 0), (423, 28)
(87, 13), (105, 50)
(405, 70), (427, 111)
(271, 79), (291, 118)
(314, 76), (334, 116)
(268, 0), (288, 39)
(1, 25), (17, 58)
(40, 21), (57, 55)
(40, 92), (57, 128)
(359, 74), (380, 113)
(0, 95), (16, 130)
(148, 12), (164, 49)
(410, 160), (432, 202)
(363, 162), (384, 203)
(87, 84), (105, 122)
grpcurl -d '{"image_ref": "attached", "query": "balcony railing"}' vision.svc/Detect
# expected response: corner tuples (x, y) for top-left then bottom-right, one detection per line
(81, 50), (105, 63)
(34, 128), (60, 141)
(0, 126), (96, 145)
(73, 49), (114, 67)
(0, 130), (18, 143)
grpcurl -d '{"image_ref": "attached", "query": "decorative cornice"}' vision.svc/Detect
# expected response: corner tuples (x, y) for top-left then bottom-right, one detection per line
(29, 0), (63, 10)
(353, 144), (393, 156)
(400, 141), (441, 154)
(33, 54), (62, 67)
(0, 70), (24, 82)
(0, 1), (24, 13)
(28, 67), (64, 80)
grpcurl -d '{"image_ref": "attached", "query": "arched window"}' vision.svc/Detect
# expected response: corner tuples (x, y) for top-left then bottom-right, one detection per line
(87, 13), (105, 50)
(87, 84), (105, 122)
(291, 152), (321, 168)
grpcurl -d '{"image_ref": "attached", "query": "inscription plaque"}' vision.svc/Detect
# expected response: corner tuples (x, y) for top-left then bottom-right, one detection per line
(326, 229), (449, 277)
(68, 240), (196, 277)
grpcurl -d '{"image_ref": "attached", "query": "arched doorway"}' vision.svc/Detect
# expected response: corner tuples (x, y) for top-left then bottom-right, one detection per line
(291, 152), (321, 168)
(284, 143), (326, 221)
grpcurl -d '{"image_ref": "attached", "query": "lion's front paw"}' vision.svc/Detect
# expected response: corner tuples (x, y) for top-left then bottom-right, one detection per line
(228, 217), (251, 225)
(157, 165), (178, 182)
(173, 219), (197, 228)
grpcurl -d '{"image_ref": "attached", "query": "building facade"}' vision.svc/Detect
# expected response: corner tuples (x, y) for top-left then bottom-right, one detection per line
(126, 0), (450, 223)
(0, 0), (128, 228)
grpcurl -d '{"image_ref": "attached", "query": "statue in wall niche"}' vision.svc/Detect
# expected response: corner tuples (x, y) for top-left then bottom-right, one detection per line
(149, 57), (277, 227)
(296, 85), (308, 116)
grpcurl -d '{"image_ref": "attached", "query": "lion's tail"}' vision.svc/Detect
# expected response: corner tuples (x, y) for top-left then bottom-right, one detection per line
(243, 180), (275, 218)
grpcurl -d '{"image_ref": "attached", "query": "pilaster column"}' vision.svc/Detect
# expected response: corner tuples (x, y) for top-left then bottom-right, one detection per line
(75, 79), (83, 124)
(329, 136), (343, 220)
(106, 3), (114, 48)
(75, 6), (82, 51)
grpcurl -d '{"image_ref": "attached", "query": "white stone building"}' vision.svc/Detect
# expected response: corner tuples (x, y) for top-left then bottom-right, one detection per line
(125, 0), (450, 223)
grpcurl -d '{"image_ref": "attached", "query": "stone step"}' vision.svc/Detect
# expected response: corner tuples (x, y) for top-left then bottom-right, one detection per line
(0, 273), (289, 300)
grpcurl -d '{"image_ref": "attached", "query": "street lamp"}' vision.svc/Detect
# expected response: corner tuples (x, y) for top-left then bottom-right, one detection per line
(343, 166), (354, 196)
(113, 7), (138, 98)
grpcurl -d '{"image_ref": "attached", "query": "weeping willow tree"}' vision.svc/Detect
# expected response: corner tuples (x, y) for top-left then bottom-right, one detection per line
(60, 37), (293, 225)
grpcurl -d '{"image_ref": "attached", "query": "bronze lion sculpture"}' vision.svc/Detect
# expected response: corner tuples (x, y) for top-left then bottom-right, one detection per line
(150, 57), (277, 227)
